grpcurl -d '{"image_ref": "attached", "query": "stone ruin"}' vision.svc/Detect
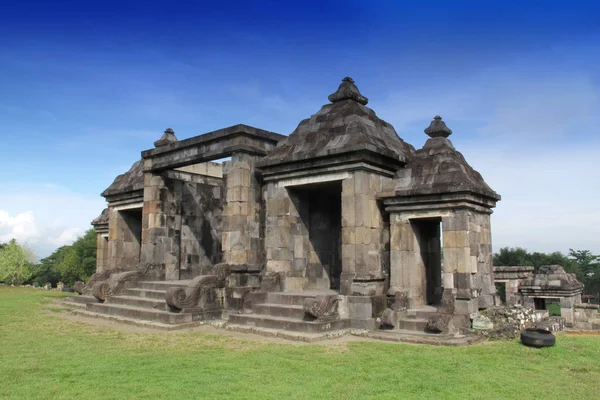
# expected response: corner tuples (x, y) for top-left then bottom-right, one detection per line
(492, 264), (599, 333)
(68, 77), (506, 341)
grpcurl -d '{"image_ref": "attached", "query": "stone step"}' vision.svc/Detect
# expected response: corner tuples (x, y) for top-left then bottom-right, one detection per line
(87, 303), (192, 324)
(266, 291), (337, 306)
(137, 281), (191, 291)
(224, 324), (348, 343)
(396, 318), (429, 332)
(406, 306), (438, 319)
(253, 303), (306, 319)
(70, 309), (201, 331)
(64, 295), (98, 305)
(228, 313), (349, 333)
(107, 295), (169, 311)
(359, 330), (482, 346)
(124, 288), (167, 300)
(62, 300), (88, 309)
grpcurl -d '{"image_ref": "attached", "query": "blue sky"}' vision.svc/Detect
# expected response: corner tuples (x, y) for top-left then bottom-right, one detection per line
(1, 0), (599, 257)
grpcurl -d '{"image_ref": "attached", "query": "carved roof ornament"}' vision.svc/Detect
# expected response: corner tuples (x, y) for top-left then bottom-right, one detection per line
(328, 77), (369, 105)
(154, 128), (179, 147)
(424, 115), (453, 138)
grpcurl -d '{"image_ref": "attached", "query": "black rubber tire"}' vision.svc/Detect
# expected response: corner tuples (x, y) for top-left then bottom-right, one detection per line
(520, 328), (556, 348)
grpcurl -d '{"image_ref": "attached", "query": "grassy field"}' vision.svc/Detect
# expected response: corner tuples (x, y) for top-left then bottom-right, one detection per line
(1, 287), (599, 400)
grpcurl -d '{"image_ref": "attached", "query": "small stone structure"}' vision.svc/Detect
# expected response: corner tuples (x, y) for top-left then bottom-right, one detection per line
(494, 265), (590, 329)
(520, 265), (583, 327)
(493, 266), (534, 307)
(72, 78), (505, 340)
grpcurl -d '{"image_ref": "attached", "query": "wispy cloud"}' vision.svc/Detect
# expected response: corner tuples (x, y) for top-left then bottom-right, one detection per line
(0, 184), (106, 257)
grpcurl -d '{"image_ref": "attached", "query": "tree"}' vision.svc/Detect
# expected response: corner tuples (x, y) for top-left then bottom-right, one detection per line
(31, 229), (97, 286)
(569, 249), (600, 299)
(568, 249), (599, 277)
(0, 239), (36, 285)
(493, 247), (531, 267)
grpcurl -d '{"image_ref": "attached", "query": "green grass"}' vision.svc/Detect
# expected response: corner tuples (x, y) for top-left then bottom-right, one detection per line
(547, 303), (562, 317)
(1, 287), (600, 400)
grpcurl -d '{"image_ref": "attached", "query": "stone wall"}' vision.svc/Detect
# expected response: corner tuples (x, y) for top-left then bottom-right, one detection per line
(107, 206), (143, 270)
(264, 182), (307, 290)
(443, 210), (495, 310)
(141, 169), (224, 280)
(573, 304), (600, 330)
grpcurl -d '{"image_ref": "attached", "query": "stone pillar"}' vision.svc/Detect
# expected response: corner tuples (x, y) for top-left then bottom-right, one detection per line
(95, 233), (108, 272)
(442, 210), (494, 316)
(221, 153), (262, 268)
(140, 172), (179, 280)
(264, 183), (293, 286)
(389, 214), (425, 308)
(341, 171), (386, 296)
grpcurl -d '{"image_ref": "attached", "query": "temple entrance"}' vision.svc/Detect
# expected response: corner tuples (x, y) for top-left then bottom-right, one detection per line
(412, 218), (443, 305)
(288, 181), (342, 291)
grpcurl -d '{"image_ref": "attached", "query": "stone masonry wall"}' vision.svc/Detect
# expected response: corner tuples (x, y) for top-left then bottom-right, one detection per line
(442, 210), (495, 312)
(341, 172), (391, 296)
(141, 170), (224, 280)
(107, 207), (142, 270)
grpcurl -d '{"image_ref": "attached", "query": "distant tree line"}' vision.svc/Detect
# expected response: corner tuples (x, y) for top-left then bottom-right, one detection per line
(0, 229), (97, 287)
(493, 247), (600, 298)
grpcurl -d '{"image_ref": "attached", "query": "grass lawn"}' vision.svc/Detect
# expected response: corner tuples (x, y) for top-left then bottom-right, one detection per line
(1, 287), (599, 400)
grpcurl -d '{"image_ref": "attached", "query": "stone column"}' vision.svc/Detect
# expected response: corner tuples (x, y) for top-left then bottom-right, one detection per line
(140, 171), (180, 280)
(442, 210), (495, 316)
(389, 214), (427, 308)
(95, 233), (108, 272)
(341, 171), (387, 296)
(221, 153), (262, 268)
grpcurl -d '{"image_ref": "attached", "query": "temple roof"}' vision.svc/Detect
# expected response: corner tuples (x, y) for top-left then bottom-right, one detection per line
(258, 77), (414, 168)
(101, 159), (144, 198)
(91, 208), (109, 226)
(521, 265), (584, 293)
(394, 116), (500, 200)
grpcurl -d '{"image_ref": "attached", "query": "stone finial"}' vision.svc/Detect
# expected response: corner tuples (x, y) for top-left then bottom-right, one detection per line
(154, 128), (178, 147)
(328, 77), (369, 105)
(424, 115), (452, 138)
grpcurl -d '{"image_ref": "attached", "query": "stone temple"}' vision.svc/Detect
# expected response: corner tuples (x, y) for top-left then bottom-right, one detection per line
(72, 77), (503, 340)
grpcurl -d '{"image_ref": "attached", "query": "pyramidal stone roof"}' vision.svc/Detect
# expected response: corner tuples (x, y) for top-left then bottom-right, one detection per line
(101, 159), (144, 197)
(91, 208), (109, 226)
(394, 116), (500, 199)
(258, 77), (415, 168)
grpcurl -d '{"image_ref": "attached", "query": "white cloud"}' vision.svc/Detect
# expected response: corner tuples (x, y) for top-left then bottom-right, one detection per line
(460, 143), (600, 255)
(0, 210), (40, 243)
(374, 56), (600, 255)
(50, 227), (86, 247)
(0, 184), (106, 258)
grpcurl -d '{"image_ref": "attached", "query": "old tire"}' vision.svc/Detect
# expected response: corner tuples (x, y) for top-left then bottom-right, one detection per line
(521, 328), (555, 348)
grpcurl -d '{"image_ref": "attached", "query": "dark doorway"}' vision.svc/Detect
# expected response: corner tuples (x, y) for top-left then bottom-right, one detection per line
(412, 218), (442, 305)
(289, 181), (342, 290)
(120, 208), (143, 246)
(495, 282), (507, 305)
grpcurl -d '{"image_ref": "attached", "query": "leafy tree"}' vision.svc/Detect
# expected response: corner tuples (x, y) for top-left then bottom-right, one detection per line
(569, 249), (600, 299)
(0, 239), (36, 285)
(568, 249), (599, 277)
(31, 229), (97, 287)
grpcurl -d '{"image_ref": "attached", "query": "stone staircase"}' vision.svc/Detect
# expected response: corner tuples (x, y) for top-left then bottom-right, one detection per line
(395, 305), (438, 332)
(228, 291), (349, 334)
(62, 286), (473, 344)
(64, 281), (205, 328)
